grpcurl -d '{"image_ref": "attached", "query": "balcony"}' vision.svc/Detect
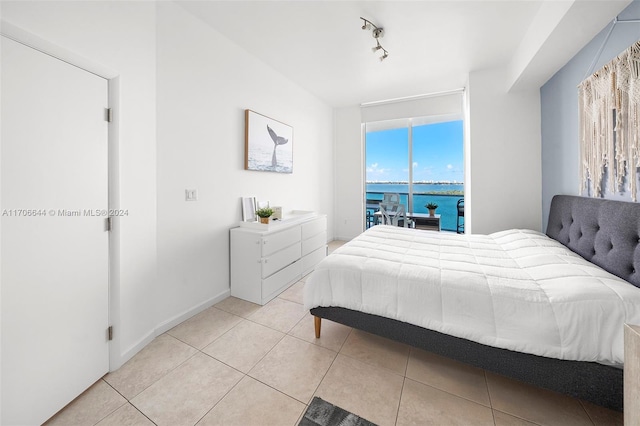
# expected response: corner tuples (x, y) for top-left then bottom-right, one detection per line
(366, 192), (464, 232)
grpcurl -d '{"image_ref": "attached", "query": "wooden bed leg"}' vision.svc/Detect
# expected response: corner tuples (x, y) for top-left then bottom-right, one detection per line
(314, 316), (321, 338)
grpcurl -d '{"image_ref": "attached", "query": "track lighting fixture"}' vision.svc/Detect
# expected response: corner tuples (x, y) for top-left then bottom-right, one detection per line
(360, 17), (389, 61)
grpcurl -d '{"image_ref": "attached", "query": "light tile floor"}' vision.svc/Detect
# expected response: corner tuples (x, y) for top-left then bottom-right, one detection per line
(46, 241), (623, 426)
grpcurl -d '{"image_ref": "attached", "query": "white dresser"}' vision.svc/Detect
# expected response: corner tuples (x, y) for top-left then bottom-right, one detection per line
(230, 212), (327, 305)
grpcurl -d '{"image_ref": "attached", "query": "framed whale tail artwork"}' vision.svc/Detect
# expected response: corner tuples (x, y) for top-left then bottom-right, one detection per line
(245, 109), (293, 173)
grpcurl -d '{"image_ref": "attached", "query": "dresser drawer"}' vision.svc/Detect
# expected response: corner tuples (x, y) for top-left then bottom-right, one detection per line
(302, 230), (326, 256)
(301, 216), (326, 240)
(262, 226), (301, 257)
(302, 245), (327, 274)
(262, 241), (301, 278)
(263, 260), (302, 303)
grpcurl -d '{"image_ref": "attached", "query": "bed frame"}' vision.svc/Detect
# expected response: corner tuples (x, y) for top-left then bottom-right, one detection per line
(311, 195), (640, 411)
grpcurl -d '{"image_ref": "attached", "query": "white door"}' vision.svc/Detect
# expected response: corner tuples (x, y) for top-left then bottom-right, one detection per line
(1, 36), (109, 425)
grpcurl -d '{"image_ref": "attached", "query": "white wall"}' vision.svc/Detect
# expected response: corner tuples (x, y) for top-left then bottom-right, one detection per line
(1, 1), (158, 369)
(155, 3), (334, 329)
(467, 67), (542, 234)
(333, 106), (363, 240)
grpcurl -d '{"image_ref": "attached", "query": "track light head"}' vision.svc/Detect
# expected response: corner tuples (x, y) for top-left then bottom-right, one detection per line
(360, 18), (372, 31)
(360, 17), (389, 62)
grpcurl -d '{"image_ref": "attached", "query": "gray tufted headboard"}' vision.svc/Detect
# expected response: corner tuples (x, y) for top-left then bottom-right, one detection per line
(546, 195), (640, 288)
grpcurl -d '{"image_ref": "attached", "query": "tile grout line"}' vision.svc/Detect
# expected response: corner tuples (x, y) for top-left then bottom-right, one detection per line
(484, 371), (545, 426)
(484, 370), (498, 426)
(188, 293), (318, 421)
(402, 376), (494, 412)
(397, 348), (416, 426)
(198, 308), (329, 409)
(242, 297), (307, 335)
(96, 379), (158, 426)
(277, 299), (354, 409)
(337, 350), (407, 380)
(76, 379), (126, 426)
(125, 350), (201, 416)
(129, 402), (158, 426)
(190, 367), (243, 426)
(249, 323), (341, 406)
(577, 399), (598, 426)
(303, 325), (403, 425)
(394, 376), (407, 426)
(190, 320), (281, 426)
(303, 340), (342, 406)
(191, 306), (309, 425)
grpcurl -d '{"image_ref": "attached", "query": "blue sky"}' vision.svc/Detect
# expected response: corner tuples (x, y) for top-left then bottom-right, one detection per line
(366, 120), (464, 183)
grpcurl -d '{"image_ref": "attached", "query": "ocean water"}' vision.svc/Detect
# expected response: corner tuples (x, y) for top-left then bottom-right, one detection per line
(247, 145), (293, 173)
(366, 183), (464, 232)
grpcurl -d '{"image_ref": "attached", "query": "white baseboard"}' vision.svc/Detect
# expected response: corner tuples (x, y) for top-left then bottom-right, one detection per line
(109, 289), (231, 371)
(154, 288), (231, 337)
(110, 329), (155, 372)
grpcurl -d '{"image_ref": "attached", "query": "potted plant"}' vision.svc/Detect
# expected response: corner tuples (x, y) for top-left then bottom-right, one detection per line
(256, 207), (274, 224)
(425, 202), (438, 217)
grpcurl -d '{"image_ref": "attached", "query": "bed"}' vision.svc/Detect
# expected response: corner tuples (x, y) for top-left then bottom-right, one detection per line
(304, 195), (640, 411)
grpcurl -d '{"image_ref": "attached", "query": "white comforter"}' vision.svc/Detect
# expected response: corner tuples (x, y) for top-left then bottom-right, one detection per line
(304, 226), (640, 365)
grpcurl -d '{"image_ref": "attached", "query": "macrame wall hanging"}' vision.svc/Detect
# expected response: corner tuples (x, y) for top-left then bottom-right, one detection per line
(578, 40), (640, 201)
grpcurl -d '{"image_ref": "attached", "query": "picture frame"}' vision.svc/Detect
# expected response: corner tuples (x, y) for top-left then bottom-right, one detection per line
(245, 109), (293, 173)
(241, 197), (257, 222)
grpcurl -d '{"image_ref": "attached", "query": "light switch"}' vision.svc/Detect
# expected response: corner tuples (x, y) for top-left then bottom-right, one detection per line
(185, 189), (198, 201)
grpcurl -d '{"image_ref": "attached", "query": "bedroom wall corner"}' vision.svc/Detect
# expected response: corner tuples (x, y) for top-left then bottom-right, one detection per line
(541, 0), (640, 230)
(155, 2), (334, 329)
(467, 67), (542, 234)
(333, 106), (364, 240)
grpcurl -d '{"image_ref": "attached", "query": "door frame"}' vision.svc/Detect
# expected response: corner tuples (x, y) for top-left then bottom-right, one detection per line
(1, 20), (122, 371)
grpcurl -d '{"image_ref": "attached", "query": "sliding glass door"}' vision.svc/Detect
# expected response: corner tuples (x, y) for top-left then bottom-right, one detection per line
(365, 117), (464, 231)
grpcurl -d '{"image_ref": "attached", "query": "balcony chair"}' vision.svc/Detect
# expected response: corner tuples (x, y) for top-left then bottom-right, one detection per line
(379, 203), (396, 225)
(380, 203), (412, 228)
(383, 193), (401, 204)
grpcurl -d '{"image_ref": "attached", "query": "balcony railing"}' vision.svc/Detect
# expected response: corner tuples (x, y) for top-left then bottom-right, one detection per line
(366, 192), (464, 232)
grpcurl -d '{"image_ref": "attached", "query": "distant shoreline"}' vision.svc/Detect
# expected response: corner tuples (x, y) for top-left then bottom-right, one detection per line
(366, 181), (462, 185)
(366, 182), (463, 196)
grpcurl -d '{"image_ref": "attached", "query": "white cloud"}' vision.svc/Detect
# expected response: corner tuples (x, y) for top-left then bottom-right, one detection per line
(413, 162), (418, 168)
(447, 164), (453, 170)
(367, 163), (387, 175)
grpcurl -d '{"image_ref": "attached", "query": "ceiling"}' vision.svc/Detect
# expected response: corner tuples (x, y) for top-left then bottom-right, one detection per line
(177, 0), (632, 107)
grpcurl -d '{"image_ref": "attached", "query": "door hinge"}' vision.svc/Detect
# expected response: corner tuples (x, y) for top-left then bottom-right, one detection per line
(105, 108), (112, 123)
(105, 217), (112, 231)
(107, 326), (113, 341)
